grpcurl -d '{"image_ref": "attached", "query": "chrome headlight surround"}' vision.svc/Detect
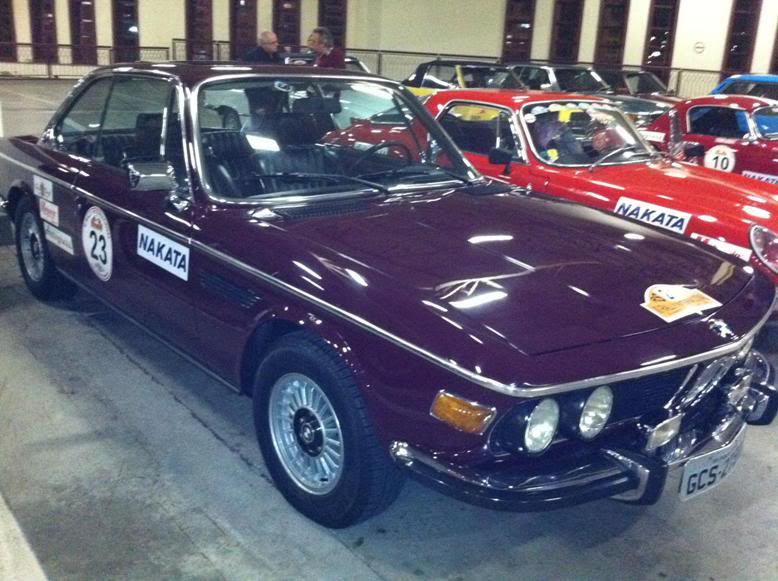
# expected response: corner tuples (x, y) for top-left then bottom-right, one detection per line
(749, 224), (778, 275)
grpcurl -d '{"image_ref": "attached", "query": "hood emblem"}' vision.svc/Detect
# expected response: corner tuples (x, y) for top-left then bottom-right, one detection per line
(708, 318), (735, 340)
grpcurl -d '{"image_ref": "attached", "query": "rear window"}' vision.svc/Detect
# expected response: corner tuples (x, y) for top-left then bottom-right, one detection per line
(721, 81), (778, 100)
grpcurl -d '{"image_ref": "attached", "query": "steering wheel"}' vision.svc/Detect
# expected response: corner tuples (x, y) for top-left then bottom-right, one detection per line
(348, 140), (413, 174)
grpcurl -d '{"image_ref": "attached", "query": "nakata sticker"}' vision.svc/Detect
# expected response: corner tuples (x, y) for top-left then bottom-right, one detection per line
(690, 233), (752, 262)
(81, 206), (113, 282)
(742, 170), (778, 184)
(524, 113), (536, 124)
(641, 284), (722, 323)
(614, 197), (692, 234)
(703, 145), (736, 172)
(137, 225), (190, 281)
(38, 198), (59, 226)
(43, 222), (74, 255)
(639, 130), (666, 142)
(33, 175), (53, 202)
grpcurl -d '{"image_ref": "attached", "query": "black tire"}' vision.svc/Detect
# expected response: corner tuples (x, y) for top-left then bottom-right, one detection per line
(14, 196), (76, 301)
(253, 331), (404, 528)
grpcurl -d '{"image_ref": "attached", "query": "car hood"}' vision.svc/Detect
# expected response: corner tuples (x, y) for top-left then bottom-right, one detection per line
(264, 186), (752, 358)
(572, 159), (778, 229)
(596, 93), (674, 115)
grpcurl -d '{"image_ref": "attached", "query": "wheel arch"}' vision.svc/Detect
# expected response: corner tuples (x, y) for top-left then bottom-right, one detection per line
(5, 180), (34, 222)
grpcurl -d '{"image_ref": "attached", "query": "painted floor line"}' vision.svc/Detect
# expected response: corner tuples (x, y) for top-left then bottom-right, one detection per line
(0, 493), (48, 581)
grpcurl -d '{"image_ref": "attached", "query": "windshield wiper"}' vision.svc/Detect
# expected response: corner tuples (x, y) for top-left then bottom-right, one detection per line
(358, 164), (475, 185)
(588, 144), (650, 173)
(252, 172), (390, 194)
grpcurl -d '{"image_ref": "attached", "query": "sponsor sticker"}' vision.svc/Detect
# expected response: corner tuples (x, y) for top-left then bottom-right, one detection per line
(33, 175), (53, 201)
(704, 144), (736, 172)
(137, 225), (189, 281)
(641, 284), (722, 323)
(524, 113), (536, 124)
(548, 103), (563, 112)
(690, 233), (752, 262)
(639, 130), (666, 142)
(38, 198), (59, 226)
(81, 206), (113, 282)
(614, 197), (692, 234)
(43, 222), (74, 255)
(742, 170), (778, 184)
(530, 105), (548, 115)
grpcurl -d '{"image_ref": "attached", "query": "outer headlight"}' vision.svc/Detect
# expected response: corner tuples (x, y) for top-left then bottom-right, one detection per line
(579, 386), (613, 439)
(524, 399), (560, 453)
(749, 225), (778, 274)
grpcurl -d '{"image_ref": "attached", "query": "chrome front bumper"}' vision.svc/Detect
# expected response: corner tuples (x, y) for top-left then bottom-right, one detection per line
(390, 368), (777, 512)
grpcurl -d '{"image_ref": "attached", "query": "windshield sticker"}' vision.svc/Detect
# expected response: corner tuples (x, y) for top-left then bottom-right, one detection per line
(742, 170), (778, 184)
(548, 103), (563, 112)
(274, 81), (292, 92)
(690, 233), (753, 262)
(530, 105), (548, 115)
(38, 199), (59, 227)
(639, 130), (666, 142)
(615, 197), (692, 234)
(43, 223), (73, 255)
(524, 113), (537, 124)
(137, 225), (190, 281)
(703, 145), (736, 172)
(641, 284), (721, 323)
(33, 175), (53, 202)
(82, 206), (113, 282)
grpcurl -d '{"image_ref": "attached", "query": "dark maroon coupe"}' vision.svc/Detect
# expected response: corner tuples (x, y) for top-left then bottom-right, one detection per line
(1, 63), (777, 528)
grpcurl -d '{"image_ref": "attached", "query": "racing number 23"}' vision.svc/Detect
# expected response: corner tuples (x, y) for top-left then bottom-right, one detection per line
(89, 230), (108, 265)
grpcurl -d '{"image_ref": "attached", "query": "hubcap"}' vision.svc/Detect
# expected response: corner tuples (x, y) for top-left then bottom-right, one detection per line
(20, 212), (45, 282)
(268, 372), (344, 495)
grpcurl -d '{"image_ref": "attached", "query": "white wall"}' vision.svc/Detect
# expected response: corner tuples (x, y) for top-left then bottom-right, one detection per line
(137, 0), (185, 48)
(213, 0), (230, 42)
(752, 0), (778, 73)
(671, 0), (733, 70)
(530, 0), (554, 61)
(578, 0), (601, 63)
(94, 0), (113, 47)
(12, 0), (30, 45)
(301, 0), (318, 47)
(55, 0), (70, 47)
(258, 1), (273, 38)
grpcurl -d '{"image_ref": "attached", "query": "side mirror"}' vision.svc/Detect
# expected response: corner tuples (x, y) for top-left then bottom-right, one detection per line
(683, 142), (705, 158)
(127, 161), (177, 192)
(488, 147), (514, 175)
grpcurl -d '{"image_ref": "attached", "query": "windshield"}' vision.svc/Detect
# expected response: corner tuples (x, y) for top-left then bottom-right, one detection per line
(459, 66), (524, 89)
(624, 71), (667, 94)
(554, 69), (610, 92)
(196, 77), (477, 199)
(753, 106), (778, 139)
(522, 101), (654, 166)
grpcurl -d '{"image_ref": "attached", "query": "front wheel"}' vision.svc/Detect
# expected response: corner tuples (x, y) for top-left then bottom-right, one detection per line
(253, 332), (404, 528)
(14, 196), (76, 301)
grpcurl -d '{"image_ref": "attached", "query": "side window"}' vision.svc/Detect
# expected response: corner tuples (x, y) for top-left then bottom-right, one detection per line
(689, 106), (750, 139)
(519, 67), (549, 90)
(438, 103), (518, 157)
(97, 76), (172, 169)
(53, 78), (113, 156)
(423, 65), (457, 89)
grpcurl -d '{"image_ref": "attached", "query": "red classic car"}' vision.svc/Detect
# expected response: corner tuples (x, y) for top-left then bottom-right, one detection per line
(643, 94), (778, 185)
(423, 89), (778, 283)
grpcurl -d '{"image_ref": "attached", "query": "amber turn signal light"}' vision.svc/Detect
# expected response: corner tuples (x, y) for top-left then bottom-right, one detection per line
(430, 390), (496, 435)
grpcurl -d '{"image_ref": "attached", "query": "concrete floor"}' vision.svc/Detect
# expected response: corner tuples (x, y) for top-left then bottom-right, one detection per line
(1, 80), (778, 580)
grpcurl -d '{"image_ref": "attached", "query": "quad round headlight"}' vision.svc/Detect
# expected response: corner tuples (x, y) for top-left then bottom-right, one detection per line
(578, 386), (613, 439)
(749, 225), (778, 274)
(524, 399), (560, 453)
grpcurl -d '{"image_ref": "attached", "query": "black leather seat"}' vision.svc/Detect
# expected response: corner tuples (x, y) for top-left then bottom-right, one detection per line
(201, 130), (263, 198)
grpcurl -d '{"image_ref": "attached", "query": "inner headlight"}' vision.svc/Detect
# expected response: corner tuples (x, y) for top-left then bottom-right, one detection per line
(749, 225), (778, 274)
(579, 386), (613, 439)
(524, 399), (559, 453)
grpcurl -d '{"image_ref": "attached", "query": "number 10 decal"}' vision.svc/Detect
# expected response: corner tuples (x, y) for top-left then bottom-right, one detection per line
(82, 206), (113, 281)
(703, 145), (736, 173)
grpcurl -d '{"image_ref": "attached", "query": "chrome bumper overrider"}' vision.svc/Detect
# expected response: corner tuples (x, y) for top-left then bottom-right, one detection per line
(390, 361), (778, 512)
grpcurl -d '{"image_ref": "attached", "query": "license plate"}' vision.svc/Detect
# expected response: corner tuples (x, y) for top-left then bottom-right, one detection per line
(679, 428), (746, 501)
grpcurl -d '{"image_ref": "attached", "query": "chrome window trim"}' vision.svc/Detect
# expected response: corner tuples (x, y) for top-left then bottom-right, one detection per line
(1, 143), (774, 400)
(434, 98), (529, 164)
(517, 98), (656, 169)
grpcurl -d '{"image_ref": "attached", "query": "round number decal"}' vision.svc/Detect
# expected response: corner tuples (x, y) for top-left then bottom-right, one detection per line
(81, 206), (113, 282)
(703, 145), (736, 173)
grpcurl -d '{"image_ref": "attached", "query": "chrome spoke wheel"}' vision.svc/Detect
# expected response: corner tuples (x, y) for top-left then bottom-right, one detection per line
(268, 372), (344, 495)
(20, 212), (45, 282)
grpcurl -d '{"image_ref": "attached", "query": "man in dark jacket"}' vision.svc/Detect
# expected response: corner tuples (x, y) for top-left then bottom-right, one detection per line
(243, 31), (282, 64)
(307, 27), (345, 69)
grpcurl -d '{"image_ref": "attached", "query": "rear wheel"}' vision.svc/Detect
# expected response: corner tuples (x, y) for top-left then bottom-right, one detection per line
(14, 196), (76, 300)
(253, 331), (404, 528)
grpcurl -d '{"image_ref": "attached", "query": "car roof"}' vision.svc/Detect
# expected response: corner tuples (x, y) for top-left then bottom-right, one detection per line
(418, 59), (503, 68)
(427, 88), (608, 108)
(718, 74), (778, 85)
(504, 62), (592, 71)
(88, 61), (380, 87)
(682, 94), (778, 110)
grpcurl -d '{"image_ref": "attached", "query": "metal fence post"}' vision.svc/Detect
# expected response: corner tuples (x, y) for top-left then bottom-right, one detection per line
(377, 51), (383, 76)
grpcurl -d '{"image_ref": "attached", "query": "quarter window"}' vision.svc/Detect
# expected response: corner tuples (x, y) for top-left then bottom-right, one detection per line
(53, 77), (113, 156)
(438, 103), (518, 157)
(422, 65), (458, 89)
(519, 67), (550, 90)
(688, 106), (750, 139)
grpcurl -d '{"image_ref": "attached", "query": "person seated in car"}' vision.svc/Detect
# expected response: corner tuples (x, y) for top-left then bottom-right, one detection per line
(531, 114), (587, 164)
